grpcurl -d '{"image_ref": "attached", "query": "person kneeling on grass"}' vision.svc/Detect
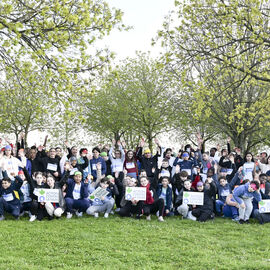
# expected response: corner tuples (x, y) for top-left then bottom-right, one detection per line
(233, 181), (261, 224)
(0, 175), (23, 220)
(61, 167), (90, 219)
(156, 176), (173, 217)
(86, 177), (115, 218)
(190, 178), (217, 222)
(119, 177), (143, 219)
(140, 176), (165, 222)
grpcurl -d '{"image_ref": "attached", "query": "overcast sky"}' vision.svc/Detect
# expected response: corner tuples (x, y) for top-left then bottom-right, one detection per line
(96, 0), (175, 60)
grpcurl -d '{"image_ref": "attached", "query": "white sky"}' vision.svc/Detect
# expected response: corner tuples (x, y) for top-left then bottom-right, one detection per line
(97, 0), (175, 60)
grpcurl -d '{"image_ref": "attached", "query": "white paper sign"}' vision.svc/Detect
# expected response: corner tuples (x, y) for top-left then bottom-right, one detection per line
(89, 187), (109, 201)
(36, 189), (59, 203)
(125, 187), (146, 201)
(183, 192), (204, 205)
(259, 200), (270, 213)
(126, 162), (135, 169)
(47, 163), (57, 171)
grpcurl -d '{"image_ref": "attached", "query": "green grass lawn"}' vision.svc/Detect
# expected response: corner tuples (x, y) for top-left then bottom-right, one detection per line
(0, 215), (270, 270)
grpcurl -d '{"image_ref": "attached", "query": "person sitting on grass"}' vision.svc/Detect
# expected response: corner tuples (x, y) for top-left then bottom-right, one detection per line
(0, 175), (23, 220)
(175, 179), (194, 219)
(156, 176), (173, 217)
(119, 177), (143, 219)
(60, 168), (90, 219)
(43, 174), (66, 219)
(86, 177), (115, 218)
(140, 176), (165, 222)
(190, 178), (217, 222)
(233, 180), (261, 224)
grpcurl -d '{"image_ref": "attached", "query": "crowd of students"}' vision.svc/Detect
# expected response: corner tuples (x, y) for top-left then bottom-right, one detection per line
(0, 135), (269, 225)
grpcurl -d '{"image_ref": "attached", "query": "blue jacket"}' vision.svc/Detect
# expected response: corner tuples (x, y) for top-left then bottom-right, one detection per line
(233, 183), (262, 204)
(0, 176), (23, 205)
(156, 184), (172, 210)
(90, 157), (106, 179)
(65, 178), (89, 200)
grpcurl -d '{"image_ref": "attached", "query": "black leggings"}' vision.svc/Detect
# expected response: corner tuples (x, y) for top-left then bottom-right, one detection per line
(192, 208), (212, 222)
(119, 201), (143, 217)
(143, 199), (164, 217)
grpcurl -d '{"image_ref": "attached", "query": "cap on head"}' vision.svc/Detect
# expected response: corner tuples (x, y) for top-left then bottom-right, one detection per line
(74, 171), (82, 176)
(144, 149), (151, 154)
(70, 156), (77, 162)
(100, 152), (107, 157)
(5, 145), (12, 150)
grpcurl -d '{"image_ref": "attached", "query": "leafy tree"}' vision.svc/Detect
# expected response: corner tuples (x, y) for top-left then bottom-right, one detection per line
(156, 0), (270, 152)
(86, 54), (178, 151)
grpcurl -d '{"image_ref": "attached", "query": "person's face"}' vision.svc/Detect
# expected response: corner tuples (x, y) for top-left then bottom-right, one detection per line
(140, 177), (149, 187)
(5, 149), (11, 156)
(260, 176), (267, 184)
(219, 178), (227, 187)
(165, 151), (172, 159)
(2, 180), (11, 189)
(248, 185), (255, 192)
(210, 149), (215, 157)
(47, 177), (55, 188)
(49, 149), (56, 158)
(162, 178), (169, 187)
(220, 172), (227, 177)
(71, 147), (78, 156)
(127, 178), (137, 187)
(145, 152), (151, 158)
(202, 153), (208, 161)
(71, 160), (77, 167)
(115, 151), (121, 158)
(100, 182), (109, 189)
(35, 174), (43, 184)
(74, 174), (82, 183)
(93, 150), (99, 159)
(56, 148), (62, 156)
(127, 151), (133, 159)
(182, 155), (189, 160)
(222, 150), (228, 157)
(102, 156), (108, 161)
(180, 176), (187, 182)
(29, 149), (37, 159)
(162, 161), (169, 168)
(246, 154), (252, 162)
(184, 180), (191, 190)
(19, 174), (26, 181)
(197, 185), (204, 192)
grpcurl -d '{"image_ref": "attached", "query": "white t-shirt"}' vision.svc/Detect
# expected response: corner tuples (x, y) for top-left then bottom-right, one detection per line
(72, 183), (81, 200)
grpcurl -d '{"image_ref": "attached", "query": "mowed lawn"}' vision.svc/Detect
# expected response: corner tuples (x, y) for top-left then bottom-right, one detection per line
(0, 215), (270, 270)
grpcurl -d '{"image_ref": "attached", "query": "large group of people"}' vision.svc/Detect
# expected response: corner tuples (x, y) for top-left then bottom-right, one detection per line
(0, 134), (269, 225)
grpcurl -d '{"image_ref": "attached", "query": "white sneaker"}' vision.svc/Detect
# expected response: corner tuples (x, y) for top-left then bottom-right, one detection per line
(187, 211), (196, 221)
(115, 208), (120, 213)
(66, 212), (73, 219)
(146, 215), (151, 221)
(76, 211), (83, 217)
(104, 212), (109, 218)
(94, 212), (99, 218)
(110, 210), (114, 215)
(29, 215), (37, 222)
(158, 216), (164, 222)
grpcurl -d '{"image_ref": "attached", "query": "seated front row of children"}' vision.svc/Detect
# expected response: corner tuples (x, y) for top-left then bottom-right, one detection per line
(0, 164), (267, 225)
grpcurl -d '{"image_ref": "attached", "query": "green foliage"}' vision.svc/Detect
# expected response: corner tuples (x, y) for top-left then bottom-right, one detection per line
(86, 53), (178, 149)
(157, 0), (270, 152)
(0, 216), (270, 269)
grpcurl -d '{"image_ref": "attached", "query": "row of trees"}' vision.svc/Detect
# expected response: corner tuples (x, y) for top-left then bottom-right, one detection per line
(1, 0), (270, 152)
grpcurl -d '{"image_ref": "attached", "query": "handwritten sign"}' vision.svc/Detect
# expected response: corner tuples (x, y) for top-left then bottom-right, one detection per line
(183, 192), (204, 205)
(125, 187), (146, 201)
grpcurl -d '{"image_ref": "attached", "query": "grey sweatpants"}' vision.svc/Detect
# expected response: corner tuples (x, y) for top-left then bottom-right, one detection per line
(238, 197), (253, 221)
(86, 198), (115, 215)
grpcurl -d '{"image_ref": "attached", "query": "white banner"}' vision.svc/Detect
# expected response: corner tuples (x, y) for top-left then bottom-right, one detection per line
(259, 200), (270, 213)
(183, 191), (204, 205)
(35, 189), (59, 203)
(125, 187), (146, 201)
